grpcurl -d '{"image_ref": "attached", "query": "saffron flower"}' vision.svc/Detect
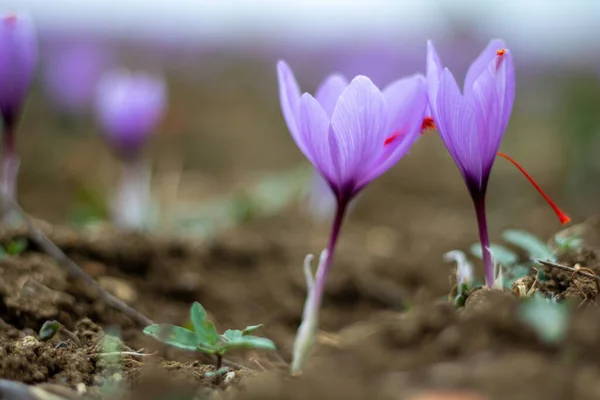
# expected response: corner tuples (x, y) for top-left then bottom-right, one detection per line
(427, 39), (570, 287)
(277, 60), (428, 373)
(43, 39), (114, 115)
(0, 12), (37, 217)
(95, 69), (167, 229)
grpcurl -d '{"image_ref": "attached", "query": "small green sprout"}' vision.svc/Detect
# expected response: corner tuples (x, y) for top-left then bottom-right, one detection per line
(0, 238), (29, 259)
(39, 320), (60, 341)
(144, 302), (276, 368)
(553, 233), (582, 253)
(467, 228), (573, 291)
(39, 320), (81, 346)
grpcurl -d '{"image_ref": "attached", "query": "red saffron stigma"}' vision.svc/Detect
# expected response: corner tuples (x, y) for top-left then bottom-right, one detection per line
(384, 131), (401, 146)
(421, 117), (436, 132)
(496, 49), (506, 56)
(497, 152), (571, 225)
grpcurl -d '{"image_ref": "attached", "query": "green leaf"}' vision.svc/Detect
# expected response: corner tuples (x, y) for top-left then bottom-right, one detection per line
(242, 324), (263, 335)
(221, 335), (276, 352)
(39, 320), (60, 341)
(554, 234), (582, 252)
(222, 329), (243, 341)
(469, 243), (518, 266)
(190, 302), (219, 345)
(143, 324), (204, 352)
(205, 367), (230, 378)
(502, 229), (553, 260)
(519, 293), (569, 344)
(7, 238), (27, 256)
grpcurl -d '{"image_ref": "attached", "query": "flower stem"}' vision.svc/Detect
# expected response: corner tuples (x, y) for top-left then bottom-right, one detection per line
(313, 198), (347, 306)
(112, 156), (152, 230)
(291, 197), (349, 374)
(1, 121), (20, 224)
(473, 195), (494, 288)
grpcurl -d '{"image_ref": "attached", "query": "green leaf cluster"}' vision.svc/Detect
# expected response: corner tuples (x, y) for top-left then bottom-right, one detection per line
(143, 302), (276, 357)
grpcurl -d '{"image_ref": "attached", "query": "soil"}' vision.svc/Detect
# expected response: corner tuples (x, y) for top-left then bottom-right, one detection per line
(0, 213), (599, 400)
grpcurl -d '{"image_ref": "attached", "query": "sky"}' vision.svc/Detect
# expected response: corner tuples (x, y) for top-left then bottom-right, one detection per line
(2, 0), (599, 62)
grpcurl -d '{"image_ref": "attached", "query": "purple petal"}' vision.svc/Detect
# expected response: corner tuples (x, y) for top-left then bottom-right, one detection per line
(297, 93), (337, 184)
(426, 40), (444, 116)
(277, 60), (307, 153)
(470, 49), (515, 175)
(358, 74), (427, 185)
(436, 68), (484, 190)
(315, 74), (348, 117)
(95, 69), (167, 155)
(43, 40), (114, 114)
(329, 76), (387, 189)
(463, 39), (506, 95)
(0, 13), (38, 122)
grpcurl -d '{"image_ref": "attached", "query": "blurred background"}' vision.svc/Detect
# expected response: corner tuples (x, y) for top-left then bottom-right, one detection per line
(1, 0), (600, 244)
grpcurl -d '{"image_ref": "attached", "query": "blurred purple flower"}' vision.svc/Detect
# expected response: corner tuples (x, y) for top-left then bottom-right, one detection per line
(0, 12), (37, 223)
(42, 39), (114, 115)
(0, 12), (37, 127)
(427, 39), (569, 287)
(278, 59), (427, 373)
(95, 69), (167, 157)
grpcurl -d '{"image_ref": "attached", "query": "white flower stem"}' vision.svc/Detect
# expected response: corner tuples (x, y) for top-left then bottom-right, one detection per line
(112, 156), (151, 230)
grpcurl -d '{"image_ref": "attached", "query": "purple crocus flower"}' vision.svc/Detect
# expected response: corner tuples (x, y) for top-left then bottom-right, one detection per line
(427, 39), (570, 287)
(95, 69), (167, 230)
(277, 60), (428, 373)
(43, 39), (114, 115)
(95, 69), (166, 158)
(0, 13), (37, 127)
(0, 12), (37, 220)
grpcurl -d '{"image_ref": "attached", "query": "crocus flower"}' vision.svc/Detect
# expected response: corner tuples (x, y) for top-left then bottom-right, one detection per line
(277, 60), (428, 373)
(95, 69), (166, 158)
(0, 12), (37, 218)
(95, 69), (167, 229)
(427, 39), (570, 287)
(43, 39), (114, 115)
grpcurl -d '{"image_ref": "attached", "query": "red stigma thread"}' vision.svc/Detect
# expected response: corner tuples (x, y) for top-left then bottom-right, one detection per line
(495, 49), (507, 70)
(384, 131), (401, 146)
(421, 117), (436, 132)
(497, 152), (571, 224)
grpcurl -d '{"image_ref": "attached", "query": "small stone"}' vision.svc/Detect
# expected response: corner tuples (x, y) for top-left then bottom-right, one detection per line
(98, 276), (137, 303)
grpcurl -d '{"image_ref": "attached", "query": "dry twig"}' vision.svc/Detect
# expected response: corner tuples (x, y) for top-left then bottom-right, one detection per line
(3, 196), (154, 326)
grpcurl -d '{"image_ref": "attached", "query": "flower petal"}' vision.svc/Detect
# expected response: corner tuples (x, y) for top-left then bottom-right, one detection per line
(297, 93), (337, 185)
(463, 39), (506, 95)
(426, 40), (444, 116)
(470, 49), (515, 175)
(436, 68), (484, 191)
(315, 74), (348, 117)
(358, 74), (427, 186)
(0, 12), (38, 120)
(329, 76), (388, 189)
(277, 60), (307, 153)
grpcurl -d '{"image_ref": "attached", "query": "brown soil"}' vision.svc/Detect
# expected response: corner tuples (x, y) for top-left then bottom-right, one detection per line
(0, 214), (599, 400)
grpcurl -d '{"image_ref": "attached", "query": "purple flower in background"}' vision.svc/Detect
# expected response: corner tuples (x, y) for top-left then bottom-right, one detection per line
(95, 69), (167, 158)
(0, 12), (37, 222)
(43, 39), (114, 115)
(278, 60), (427, 373)
(95, 69), (167, 230)
(0, 13), (37, 127)
(427, 39), (570, 287)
